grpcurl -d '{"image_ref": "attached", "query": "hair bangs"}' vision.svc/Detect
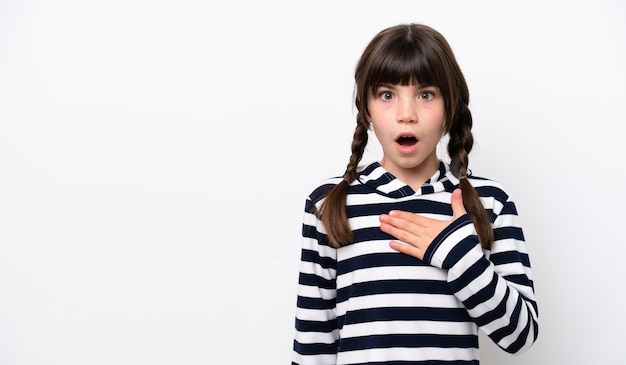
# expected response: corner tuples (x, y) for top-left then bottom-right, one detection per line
(368, 42), (438, 91)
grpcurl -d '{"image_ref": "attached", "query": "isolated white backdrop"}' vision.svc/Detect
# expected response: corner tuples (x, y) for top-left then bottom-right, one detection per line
(1, 0), (625, 364)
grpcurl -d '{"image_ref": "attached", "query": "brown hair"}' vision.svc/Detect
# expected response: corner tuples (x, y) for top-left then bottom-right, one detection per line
(316, 23), (493, 249)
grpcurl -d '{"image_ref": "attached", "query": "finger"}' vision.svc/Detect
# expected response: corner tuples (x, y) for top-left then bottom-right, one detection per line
(387, 210), (428, 227)
(380, 212), (426, 238)
(451, 188), (467, 219)
(389, 240), (425, 260)
(380, 219), (419, 244)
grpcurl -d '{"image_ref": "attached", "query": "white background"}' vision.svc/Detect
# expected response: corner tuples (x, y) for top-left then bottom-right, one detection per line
(1, 0), (625, 364)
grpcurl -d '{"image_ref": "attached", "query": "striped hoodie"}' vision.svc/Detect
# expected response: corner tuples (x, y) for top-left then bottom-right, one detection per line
(292, 161), (538, 365)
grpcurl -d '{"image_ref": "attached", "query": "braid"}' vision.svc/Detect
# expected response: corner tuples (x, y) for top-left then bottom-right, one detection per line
(448, 102), (494, 249)
(447, 103), (472, 178)
(317, 112), (369, 248)
(345, 113), (370, 181)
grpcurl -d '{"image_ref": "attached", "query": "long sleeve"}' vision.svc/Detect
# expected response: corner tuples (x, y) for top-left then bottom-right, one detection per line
(292, 197), (338, 365)
(423, 194), (539, 354)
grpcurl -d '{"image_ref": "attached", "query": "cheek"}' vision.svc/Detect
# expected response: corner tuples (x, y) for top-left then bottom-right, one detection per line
(439, 118), (447, 134)
(370, 120), (392, 137)
(429, 109), (446, 133)
(370, 123), (393, 147)
(424, 114), (447, 140)
(370, 123), (383, 139)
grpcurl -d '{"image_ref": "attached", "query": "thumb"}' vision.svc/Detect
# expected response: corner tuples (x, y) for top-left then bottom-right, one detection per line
(451, 188), (467, 219)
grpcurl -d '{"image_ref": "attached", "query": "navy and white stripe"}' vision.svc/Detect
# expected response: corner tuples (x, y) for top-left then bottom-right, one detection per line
(292, 161), (538, 365)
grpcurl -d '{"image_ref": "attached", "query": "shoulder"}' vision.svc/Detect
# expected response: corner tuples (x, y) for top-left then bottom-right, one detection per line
(305, 176), (343, 204)
(305, 162), (377, 203)
(466, 174), (513, 205)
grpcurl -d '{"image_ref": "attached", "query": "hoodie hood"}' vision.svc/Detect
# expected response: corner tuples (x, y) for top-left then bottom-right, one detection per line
(356, 161), (460, 198)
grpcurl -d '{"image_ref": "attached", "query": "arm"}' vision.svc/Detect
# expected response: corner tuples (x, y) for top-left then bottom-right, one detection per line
(380, 189), (539, 353)
(425, 211), (538, 353)
(292, 197), (338, 365)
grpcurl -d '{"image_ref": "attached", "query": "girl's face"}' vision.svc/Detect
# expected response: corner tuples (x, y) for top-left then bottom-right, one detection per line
(368, 82), (445, 189)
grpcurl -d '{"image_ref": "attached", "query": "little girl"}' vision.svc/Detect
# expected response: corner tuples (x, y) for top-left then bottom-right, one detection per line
(292, 23), (538, 364)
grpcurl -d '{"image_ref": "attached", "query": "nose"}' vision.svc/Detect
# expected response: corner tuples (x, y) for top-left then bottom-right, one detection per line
(397, 97), (418, 123)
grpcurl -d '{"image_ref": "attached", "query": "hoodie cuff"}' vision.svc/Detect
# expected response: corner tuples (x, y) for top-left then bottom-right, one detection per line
(422, 214), (481, 269)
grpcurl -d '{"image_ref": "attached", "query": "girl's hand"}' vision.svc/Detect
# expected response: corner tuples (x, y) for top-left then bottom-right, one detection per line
(379, 189), (467, 260)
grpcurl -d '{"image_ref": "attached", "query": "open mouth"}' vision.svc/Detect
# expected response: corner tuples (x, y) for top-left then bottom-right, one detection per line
(396, 135), (418, 146)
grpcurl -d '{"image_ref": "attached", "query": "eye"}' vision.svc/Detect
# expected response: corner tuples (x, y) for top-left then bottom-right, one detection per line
(418, 90), (435, 100)
(378, 90), (394, 101)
